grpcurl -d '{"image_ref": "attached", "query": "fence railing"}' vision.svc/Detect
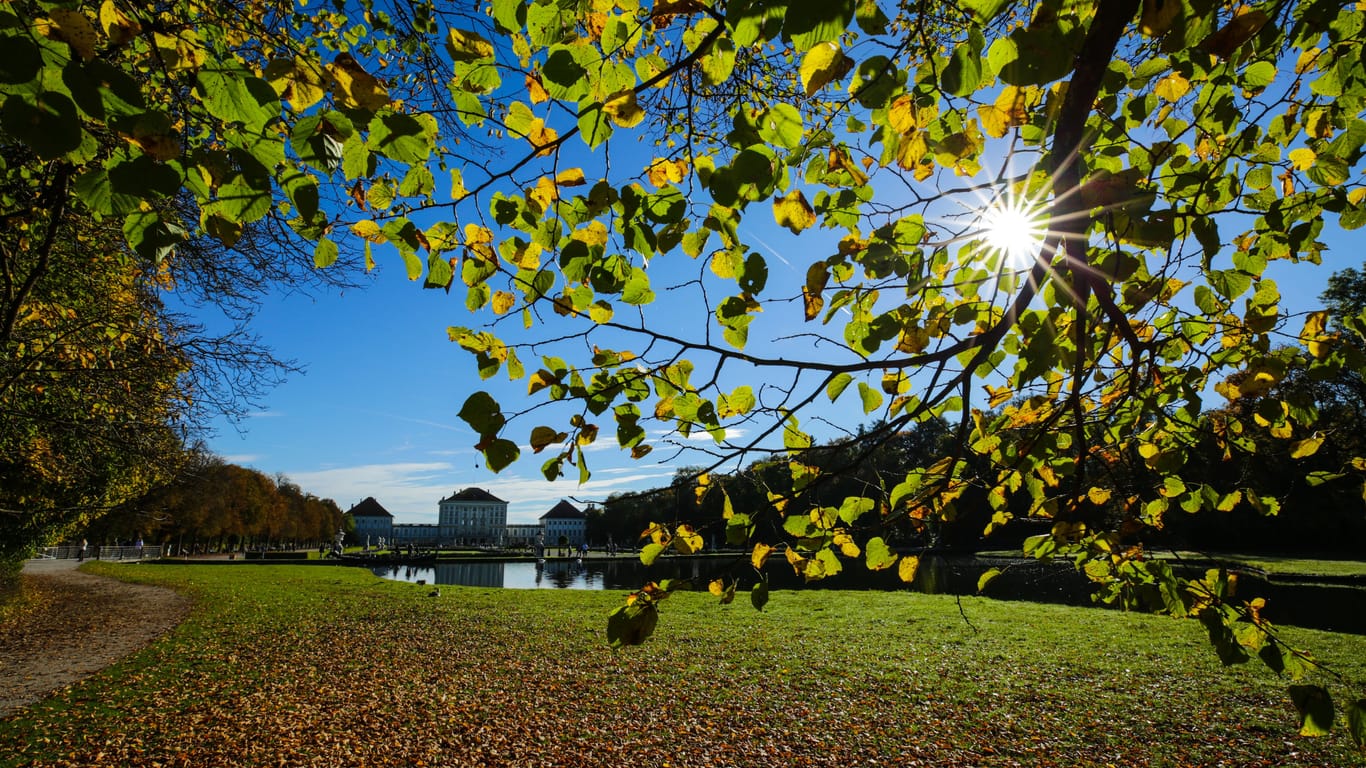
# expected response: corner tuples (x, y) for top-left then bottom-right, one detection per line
(36, 545), (164, 561)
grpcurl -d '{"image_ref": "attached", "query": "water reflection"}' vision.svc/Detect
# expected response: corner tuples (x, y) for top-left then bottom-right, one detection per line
(366, 556), (1366, 634)
(372, 559), (683, 590)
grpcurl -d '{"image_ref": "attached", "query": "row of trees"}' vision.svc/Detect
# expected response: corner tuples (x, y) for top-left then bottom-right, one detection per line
(85, 452), (344, 553)
(0, 1), (367, 581)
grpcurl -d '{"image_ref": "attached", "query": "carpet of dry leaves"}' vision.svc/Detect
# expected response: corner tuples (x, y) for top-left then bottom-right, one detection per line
(1, 563), (1362, 767)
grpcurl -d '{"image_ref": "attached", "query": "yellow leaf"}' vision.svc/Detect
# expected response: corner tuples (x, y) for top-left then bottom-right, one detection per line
(99, 0), (141, 45)
(694, 472), (710, 504)
(896, 131), (929, 171)
(1087, 487), (1112, 505)
(1037, 463), (1058, 488)
(572, 220), (610, 248)
(1288, 147), (1316, 171)
(1154, 73), (1190, 102)
(800, 42), (845, 97)
(328, 54), (390, 111)
(492, 291), (516, 314)
(1290, 434), (1324, 458)
(152, 30), (206, 70)
(833, 532), (860, 558)
(276, 58), (329, 111)
(995, 85), (1032, 125)
(673, 524), (704, 554)
(708, 578), (725, 597)
(985, 384), (1013, 408)
(446, 28), (495, 62)
(351, 220), (387, 243)
(1301, 310), (1329, 358)
(647, 158), (688, 188)
(48, 9), (99, 61)
(527, 369), (559, 395)
(556, 168), (587, 187)
(888, 95), (918, 134)
(751, 542), (774, 570)
(530, 175), (559, 211)
(773, 190), (816, 234)
(526, 74), (550, 104)
(978, 104), (1009, 139)
(897, 555), (920, 583)
(464, 223), (496, 261)
(603, 90), (645, 127)
(645, 522), (670, 546)
(785, 547), (806, 573)
(509, 240), (542, 270)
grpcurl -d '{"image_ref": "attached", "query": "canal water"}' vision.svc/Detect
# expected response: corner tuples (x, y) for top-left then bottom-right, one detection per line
(370, 555), (1366, 634)
(372, 558), (724, 591)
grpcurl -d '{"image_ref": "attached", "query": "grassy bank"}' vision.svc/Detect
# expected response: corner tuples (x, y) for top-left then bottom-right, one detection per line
(2, 563), (1364, 767)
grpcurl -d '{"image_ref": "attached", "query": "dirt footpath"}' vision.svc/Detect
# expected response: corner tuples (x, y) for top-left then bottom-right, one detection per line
(0, 559), (190, 717)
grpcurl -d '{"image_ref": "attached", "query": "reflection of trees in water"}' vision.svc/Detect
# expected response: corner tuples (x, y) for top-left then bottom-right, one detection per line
(434, 562), (505, 588)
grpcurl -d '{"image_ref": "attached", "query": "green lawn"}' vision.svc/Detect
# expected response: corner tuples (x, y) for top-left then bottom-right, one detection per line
(978, 550), (1366, 580)
(2, 563), (1364, 767)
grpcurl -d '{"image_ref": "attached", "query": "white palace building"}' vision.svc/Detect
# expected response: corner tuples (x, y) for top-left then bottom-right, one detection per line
(346, 488), (587, 549)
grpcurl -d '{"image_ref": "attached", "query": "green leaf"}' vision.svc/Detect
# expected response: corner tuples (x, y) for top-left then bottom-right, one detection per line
(977, 568), (1002, 593)
(368, 112), (437, 164)
(313, 237), (339, 268)
(1241, 60), (1276, 89)
(543, 45), (593, 102)
(783, 515), (814, 537)
(750, 578), (770, 611)
(0, 91), (82, 160)
(858, 382), (883, 414)
(942, 34), (983, 97)
(122, 210), (186, 262)
(606, 601), (658, 648)
(854, 0), (890, 34)
(960, 0), (1008, 24)
(864, 536), (898, 570)
(489, 0), (526, 34)
(196, 63), (274, 130)
(0, 34), (42, 85)
(1348, 698), (1366, 750)
(446, 28), (495, 62)
(481, 438), (520, 473)
(457, 391), (506, 436)
(1289, 685), (1334, 737)
(639, 541), (666, 566)
(826, 372), (853, 401)
(988, 24), (1084, 86)
(784, 0), (854, 52)
(837, 496), (873, 525)
(758, 103), (804, 149)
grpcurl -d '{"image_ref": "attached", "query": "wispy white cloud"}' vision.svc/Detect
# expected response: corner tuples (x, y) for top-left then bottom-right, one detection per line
(221, 454), (260, 465)
(335, 406), (470, 434)
(286, 462), (455, 524)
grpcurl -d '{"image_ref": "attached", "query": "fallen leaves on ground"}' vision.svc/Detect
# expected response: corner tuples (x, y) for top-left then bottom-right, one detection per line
(0, 565), (1361, 767)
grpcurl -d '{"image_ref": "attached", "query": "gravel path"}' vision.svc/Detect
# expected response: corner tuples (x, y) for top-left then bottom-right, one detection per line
(0, 559), (190, 717)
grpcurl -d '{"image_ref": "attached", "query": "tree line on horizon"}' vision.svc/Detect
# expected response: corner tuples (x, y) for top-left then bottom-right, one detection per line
(80, 451), (344, 553)
(593, 265), (1366, 559)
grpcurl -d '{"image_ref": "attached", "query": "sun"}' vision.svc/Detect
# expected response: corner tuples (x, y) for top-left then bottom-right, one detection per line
(977, 193), (1048, 268)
